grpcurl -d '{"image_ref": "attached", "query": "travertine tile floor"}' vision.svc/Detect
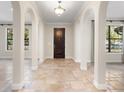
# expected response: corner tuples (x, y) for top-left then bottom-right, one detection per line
(0, 59), (124, 92)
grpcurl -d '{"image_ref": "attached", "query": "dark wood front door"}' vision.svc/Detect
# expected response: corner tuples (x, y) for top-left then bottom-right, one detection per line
(54, 28), (65, 58)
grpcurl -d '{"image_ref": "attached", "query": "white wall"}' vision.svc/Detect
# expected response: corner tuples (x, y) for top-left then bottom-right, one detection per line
(73, 16), (94, 64)
(0, 25), (32, 59)
(82, 19), (94, 63)
(106, 53), (124, 62)
(44, 23), (74, 59)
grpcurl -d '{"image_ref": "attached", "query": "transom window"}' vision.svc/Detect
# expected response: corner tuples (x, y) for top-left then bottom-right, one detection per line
(7, 27), (30, 50)
(106, 25), (123, 53)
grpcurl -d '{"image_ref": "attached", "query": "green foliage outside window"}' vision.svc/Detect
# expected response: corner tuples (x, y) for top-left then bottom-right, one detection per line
(106, 25), (123, 53)
(7, 27), (30, 50)
(24, 28), (29, 50)
(7, 28), (13, 50)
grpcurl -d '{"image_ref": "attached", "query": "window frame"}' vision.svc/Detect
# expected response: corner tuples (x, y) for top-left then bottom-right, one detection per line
(5, 25), (31, 51)
(5, 26), (13, 52)
(24, 27), (30, 50)
(106, 23), (124, 54)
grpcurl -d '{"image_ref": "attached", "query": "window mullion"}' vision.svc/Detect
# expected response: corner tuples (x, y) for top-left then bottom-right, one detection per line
(108, 25), (111, 52)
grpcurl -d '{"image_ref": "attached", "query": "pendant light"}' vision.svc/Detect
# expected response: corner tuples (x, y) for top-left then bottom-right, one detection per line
(54, 1), (66, 16)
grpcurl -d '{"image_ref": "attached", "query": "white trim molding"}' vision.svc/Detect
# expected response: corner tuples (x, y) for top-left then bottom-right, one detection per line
(93, 80), (107, 90)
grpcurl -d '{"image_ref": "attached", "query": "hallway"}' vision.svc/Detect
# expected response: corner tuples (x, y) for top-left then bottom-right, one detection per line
(15, 59), (124, 92)
(1, 59), (124, 92)
(19, 59), (103, 92)
(0, 59), (124, 92)
(1, 1), (124, 91)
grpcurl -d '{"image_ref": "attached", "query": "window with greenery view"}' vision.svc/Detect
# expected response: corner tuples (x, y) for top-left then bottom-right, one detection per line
(106, 25), (123, 53)
(7, 28), (13, 50)
(24, 28), (29, 50)
(7, 27), (30, 50)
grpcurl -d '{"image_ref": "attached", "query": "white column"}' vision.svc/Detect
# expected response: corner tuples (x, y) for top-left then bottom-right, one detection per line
(31, 21), (38, 70)
(80, 20), (89, 71)
(12, 3), (25, 90)
(80, 25), (88, 70)
(38, 21), (44, 64)
(94, 3), (107, 89)
(74, 21), (82, 63)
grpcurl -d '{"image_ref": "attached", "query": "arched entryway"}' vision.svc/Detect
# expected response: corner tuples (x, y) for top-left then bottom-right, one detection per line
(12, 2), (39, 90)
(79, 2), (107, 89)
(24, 5), (39, 71)
(80, 7), (95, 71)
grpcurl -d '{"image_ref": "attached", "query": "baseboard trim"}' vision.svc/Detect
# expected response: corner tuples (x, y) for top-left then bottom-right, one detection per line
(93, 80), (107, 90)
(38, 59), (45, 64)
(12, 82), (24, 90)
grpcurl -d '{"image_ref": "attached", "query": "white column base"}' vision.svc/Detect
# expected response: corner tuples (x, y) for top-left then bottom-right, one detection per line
(80, 63), (87, 71)
(93, 80), (107, 90)
(12, 83), (24, 90)
(74, 59), (81, 63)
(32, 65), (38, 71)
(38, 58), (44, 64)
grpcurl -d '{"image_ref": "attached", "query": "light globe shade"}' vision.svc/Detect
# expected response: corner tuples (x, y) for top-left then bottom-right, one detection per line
(55, 8), (64, 16)
(54, 1), (66, 17)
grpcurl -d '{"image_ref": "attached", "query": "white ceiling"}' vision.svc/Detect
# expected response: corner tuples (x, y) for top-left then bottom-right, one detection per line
(36, 1), (84, 23)
(0, 1), (124, 24)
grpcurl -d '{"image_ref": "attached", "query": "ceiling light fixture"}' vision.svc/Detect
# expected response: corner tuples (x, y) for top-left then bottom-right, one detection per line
(54, 1), (66, 16)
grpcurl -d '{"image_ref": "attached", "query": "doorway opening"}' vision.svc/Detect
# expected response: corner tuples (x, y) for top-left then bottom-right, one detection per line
(54, 28), (65, 58)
